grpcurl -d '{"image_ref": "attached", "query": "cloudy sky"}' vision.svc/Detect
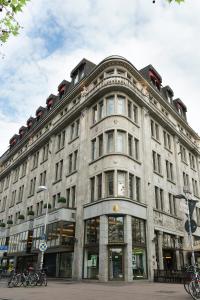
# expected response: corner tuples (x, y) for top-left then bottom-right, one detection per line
(0, 0), (199, 155)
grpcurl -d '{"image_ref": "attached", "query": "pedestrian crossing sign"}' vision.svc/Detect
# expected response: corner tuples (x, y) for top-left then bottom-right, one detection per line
(39, 241), (47, 252)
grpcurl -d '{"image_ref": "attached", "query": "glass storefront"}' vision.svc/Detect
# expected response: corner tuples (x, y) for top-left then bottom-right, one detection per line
(108, 216), (124, 243)
(84, 217), (100, 279)
(109, 247), (124, 280)
(32, 221), (75, 250)
(132, 248), (146, 278)
(132, 217), (147, 279)
(59, 252), (73, 277)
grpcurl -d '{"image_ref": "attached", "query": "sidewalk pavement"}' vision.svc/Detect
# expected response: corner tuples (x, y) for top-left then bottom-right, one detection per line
(0, 280), (191, 300)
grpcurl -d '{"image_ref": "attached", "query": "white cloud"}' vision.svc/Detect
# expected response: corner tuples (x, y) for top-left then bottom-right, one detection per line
(1, 0), (200, 155)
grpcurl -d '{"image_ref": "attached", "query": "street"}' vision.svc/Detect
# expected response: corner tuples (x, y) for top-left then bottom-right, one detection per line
(0, 280), (191, 300)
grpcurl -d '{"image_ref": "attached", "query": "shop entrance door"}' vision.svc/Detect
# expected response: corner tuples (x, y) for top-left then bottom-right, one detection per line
(163, 249), (176, 270)
(109, 247), (124, 280)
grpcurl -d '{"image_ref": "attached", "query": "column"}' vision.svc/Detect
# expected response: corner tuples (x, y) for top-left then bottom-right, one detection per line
(175, 236), (181, 270)
(124, 215), (133, 282)
(158, 231), (164, 269)
(99, 215), (108, 282)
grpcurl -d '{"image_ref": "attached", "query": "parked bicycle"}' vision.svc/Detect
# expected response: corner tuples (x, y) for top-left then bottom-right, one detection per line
(183, 265), (200, 300)
(7, 268), (47, 288)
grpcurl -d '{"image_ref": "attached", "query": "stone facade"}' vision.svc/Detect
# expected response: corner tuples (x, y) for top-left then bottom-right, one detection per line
(0, 55), (200, 281)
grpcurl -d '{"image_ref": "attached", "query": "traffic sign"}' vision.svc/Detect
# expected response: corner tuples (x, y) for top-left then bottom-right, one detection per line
(39, 242), (47, 252)
(185, 219), (197, 233)
(0, 245), (8, 251)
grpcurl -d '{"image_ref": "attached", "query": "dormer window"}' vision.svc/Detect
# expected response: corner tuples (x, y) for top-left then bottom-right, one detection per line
(79, 67), (85, 80)
(9, 135), (19, 148)
(27, 121), (32, 129)
(36, 107), (45, 121)
(174, 99), (187, 120)
(46, 95), (56, 110)
(74, 73), (79, 85)
(149, 70), (161, 91)
(36, 111), (43, 120)
(19, 127), (26, 139)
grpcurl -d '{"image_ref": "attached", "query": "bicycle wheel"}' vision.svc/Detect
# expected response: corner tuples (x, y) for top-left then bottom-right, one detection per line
(184, 281), (190, 294)
(189, 280), (200, 300)
(7, 277), (15, 288)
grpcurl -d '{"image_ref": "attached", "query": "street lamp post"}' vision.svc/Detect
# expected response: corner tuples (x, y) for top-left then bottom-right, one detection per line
(37, 185), (49, 270)
(175, 189), (197, 269)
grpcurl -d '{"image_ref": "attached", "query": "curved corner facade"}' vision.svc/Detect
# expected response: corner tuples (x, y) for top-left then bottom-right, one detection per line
(0, 56), (200, 282)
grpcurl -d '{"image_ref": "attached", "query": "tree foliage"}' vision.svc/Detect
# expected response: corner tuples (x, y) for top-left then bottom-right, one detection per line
(0, 0), (29, 43)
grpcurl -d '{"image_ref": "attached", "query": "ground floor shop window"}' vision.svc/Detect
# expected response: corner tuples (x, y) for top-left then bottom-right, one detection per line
(59, 252), (73, 277)
(84, 249), (99, 279)
(109, 247), (124, 280)
(132, 248), (147, 279)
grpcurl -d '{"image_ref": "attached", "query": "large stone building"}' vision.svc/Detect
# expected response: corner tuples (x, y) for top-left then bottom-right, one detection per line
(0, 55), (200, 281)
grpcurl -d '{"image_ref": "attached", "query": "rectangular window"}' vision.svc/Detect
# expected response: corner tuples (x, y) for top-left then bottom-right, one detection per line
(192, 179), (199, 197)
(189, 153), (196, 170)
(128, 134), (133, 157)
(13, 167), (20, 183)
(97, 174), (102, 200)
(180, 145), (187, 163)
(166, 160), (174, 181)
(163, 131), (171, 151)
(69, 154), (73, 173)
(98, 101), (104, 120)
(17, 185), (24, 203)
(66, 188), (70, 207)
(117, 95), (125, 114)
(57, 130), (65, 151)
(108, 216), (124, 243)
(105, 171), (114, 197)
(128, 101), (132, 118)
(183, 172), (189, 190)
(117, 171), (126, 196)
(91, 139), (96, 160)
(107, 130), (114, 153)
(134, 138), (139, 160)
(75, 119), (80, 138)
(74, 150), (78, 171)
(92, 105), (98, 124)
(5, 174), (10, 189)
(133, 105), (138, 124)
(29, 177), (36, 196)
(116, 131), (126, 153)
(155, 186), (164, 211)
(151, 120), (159, 141)
(55, 160), (63, 181)
(106, 96), (114, 115)
(136, 177), (141, 202)
(169, 193), (176, 215)
(98, 134), (103, 157)
(21, 161), (27, 178)
(10, 190), (16, 207)
(71, 186), (76, 208)
(129, 173), (134, 199)
(153, 151), (162, 174)
(90, 177), (95, 202)
(70, 123), (75, 140)
(32, 151), (39, 169)
(42, 143), (49, 162)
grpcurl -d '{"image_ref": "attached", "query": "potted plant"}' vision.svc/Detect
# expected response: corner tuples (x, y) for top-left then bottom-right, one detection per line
(0, 222), (6, 228)
(7, 220), (13, 226)
(43, 203), (51, 209)
(17, 214), (25, 224)
(27, 210), (34, 220)
(57, 197), (67, 208)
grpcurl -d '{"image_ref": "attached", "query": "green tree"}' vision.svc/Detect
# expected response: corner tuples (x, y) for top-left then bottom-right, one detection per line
(0, 0), (29, 43)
